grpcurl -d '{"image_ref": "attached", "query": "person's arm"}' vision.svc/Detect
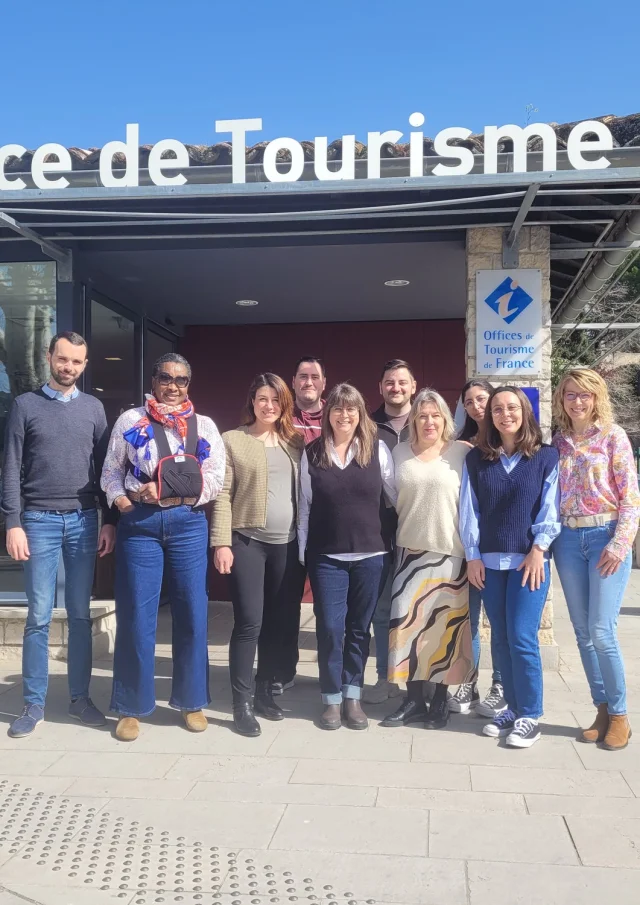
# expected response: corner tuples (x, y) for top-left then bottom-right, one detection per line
(209, 436), (235, 549)
(297, 449), (312, 564)
(100, 414), (134, 513)
(196, 418), (226, 506)
(606, 427), (640, 561)
(93, 403), (118, 528)
(0, 398), (26, 531)
(378, 440), (397, 507)
(518, 460), (560, 590)
(459, 462), (485, 590)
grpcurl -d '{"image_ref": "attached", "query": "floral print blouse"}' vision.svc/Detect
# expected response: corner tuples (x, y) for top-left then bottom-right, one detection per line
(552, 423), (640, 560)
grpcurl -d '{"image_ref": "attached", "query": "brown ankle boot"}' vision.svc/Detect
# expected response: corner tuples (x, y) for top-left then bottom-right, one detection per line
(603, 714), (632, 751)
(578, 703), (609, 743)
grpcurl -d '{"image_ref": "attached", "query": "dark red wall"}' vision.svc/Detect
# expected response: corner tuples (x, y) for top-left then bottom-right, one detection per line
(180, 319), (466, 429)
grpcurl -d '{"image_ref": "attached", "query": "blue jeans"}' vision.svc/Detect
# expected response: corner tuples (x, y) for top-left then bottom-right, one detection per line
(553, 524), (630, 715)
(111, 504), (210, 717)
(371, 566), (393, 679)
(308, 553), (389, 704)
(469, 585), (502, 684)
(482, 564), (550, 719)
(21, 509), (98, 708)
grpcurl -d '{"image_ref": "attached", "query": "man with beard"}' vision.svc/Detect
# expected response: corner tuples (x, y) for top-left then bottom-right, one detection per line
(292, 356), (326, 445)
(364, 359), (417, 703)
(1, 332), (116, 738)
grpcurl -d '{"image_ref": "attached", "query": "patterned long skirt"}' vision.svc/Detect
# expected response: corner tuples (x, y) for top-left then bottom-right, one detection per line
(388, 548), (476, 686)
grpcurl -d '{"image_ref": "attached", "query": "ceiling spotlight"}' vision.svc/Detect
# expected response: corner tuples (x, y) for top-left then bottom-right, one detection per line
(235, 299), (259, 306)
(384, 279), (410, 287)
(94, 387), (104, 392)
(105, 357), (122, 361)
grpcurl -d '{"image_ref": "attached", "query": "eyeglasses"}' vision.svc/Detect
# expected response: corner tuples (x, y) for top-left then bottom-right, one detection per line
(464, 395), (489, 408)
(156, 372), (189, 388)
(332, 406), (358, 416)
(491, 405), (521, 416)
(564, 392), (593, 402)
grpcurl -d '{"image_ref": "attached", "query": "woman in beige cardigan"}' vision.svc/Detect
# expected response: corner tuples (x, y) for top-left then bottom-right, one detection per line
(210, 373), (304, 737)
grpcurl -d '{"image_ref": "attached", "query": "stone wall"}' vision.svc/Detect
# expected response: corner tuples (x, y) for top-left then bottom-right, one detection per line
(0, 604), (116, 661)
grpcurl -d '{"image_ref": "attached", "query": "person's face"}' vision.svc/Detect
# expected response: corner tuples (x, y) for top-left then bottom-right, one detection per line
(562, 378), (595, 429)
(490, 391), (523, 438)
(293, 361), (326, 407)
(464, 385), (490, 424)
(417, 402), (445, 444)
(329, 402), (360, 439)
(253, 386), (281, 426)
(47, 338), (88, 387)
(380, 368), (416, 408)
(152, 362), (190, 405)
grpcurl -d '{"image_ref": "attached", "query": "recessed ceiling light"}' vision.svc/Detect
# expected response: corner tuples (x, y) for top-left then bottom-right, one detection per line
(94, 387), (104, 392)
(235, 299), (259, 306)
(384, 279), (410, 287)
(105, 357), (122, 361)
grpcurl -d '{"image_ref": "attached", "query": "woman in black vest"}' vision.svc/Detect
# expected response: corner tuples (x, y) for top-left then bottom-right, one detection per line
(299, 383), (395, 730)
(460, 386), (560, 749)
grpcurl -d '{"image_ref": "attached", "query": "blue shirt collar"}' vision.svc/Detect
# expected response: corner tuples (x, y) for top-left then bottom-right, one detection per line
(41, 382), (80, 402)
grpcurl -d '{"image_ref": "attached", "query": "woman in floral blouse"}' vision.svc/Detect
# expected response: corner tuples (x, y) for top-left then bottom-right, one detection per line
(552, 368), (640, 751)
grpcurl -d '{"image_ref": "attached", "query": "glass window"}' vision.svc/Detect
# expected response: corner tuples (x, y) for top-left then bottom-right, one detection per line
(0, 262), (57, 603)
(89, 298), (139, 427)
(144, 324), (177, 388)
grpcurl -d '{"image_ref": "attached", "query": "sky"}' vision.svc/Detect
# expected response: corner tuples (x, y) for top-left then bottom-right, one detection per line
(2, 0), (639, 150)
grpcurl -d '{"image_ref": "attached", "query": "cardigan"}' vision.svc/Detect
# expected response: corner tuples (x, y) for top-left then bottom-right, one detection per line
(209, 427), (302, 548)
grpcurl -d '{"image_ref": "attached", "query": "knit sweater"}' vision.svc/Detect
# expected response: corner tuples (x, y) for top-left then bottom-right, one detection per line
(209, 427), (302, 547)
(393, 440), (470, 558)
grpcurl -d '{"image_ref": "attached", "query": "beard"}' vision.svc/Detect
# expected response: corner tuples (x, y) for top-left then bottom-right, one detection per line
(50, 366), (76, 386)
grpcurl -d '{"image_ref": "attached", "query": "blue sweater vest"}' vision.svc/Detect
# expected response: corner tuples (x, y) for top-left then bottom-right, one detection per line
(465, 445), (558, 554)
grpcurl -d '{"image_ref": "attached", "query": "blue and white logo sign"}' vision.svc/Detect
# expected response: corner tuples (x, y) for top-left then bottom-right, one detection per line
(476, 269), (542, 375)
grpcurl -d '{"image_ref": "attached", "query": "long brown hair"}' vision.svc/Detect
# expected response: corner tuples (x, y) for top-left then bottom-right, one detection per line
(478, 385), (542, 461)
(312, 383), (377, 469)
(242, 372), (302, 446)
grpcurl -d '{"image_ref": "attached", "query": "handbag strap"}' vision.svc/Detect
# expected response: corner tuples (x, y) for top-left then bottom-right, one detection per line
(148, 413), (198, 460)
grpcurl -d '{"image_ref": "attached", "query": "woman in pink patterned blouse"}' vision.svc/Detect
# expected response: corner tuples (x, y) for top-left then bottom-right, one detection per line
(552, 368), (640, 751)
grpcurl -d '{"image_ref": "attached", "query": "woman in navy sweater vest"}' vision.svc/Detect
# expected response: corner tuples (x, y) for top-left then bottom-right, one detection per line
(460, 386), (560, 748)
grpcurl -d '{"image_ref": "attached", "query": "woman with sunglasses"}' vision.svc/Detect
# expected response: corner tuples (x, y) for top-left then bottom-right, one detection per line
(460, 386), (560, 748)
(552, 369), (640, 751)
(101, 353), (225, 741)
(450, 379), (506, 720)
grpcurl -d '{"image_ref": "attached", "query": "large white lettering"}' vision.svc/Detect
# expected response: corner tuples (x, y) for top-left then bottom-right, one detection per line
(215, 118), (262, 184)
(484, 123), (558, 174)
(99, 123), (140, 188)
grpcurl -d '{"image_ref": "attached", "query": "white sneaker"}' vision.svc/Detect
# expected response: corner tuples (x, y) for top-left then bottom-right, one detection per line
(475, 683), (508, 718)
(363, 679), (403, 704)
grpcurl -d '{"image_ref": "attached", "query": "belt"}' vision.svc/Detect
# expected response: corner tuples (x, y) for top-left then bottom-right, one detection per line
(561, 512), (617, 529)
(127, 491), (198, 508)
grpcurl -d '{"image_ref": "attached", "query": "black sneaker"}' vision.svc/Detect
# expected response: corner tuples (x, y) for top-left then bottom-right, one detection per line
(506, 717), (541, 748)
(448, 683), (480, 714)
(475, 683), (507, 718)
(482, 709), (516, 738)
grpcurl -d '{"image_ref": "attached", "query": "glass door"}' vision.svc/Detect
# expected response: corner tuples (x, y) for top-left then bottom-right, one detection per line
(87, 294), (142, 425)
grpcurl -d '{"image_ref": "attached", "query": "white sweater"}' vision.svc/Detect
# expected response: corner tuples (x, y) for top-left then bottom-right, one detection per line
(393, 440), (470, 558)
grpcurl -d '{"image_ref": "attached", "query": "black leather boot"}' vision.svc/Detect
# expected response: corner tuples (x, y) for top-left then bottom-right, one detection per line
(424, 684), (450, 730)
(380, 696), (428, 727)
(232, 701), (261, 737)
(254, 680), (284, 721)
(342, 698), (368, 730)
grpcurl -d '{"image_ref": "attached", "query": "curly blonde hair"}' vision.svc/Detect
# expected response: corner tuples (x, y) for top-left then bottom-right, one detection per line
(552, 368), (613, 433)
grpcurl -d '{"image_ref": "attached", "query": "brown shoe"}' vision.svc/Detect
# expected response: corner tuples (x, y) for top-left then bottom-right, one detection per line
(115, 717), (140, 742)
(578, 703), (609, 743)
(318, 704), (341, 730)
(342, 699), (368, 730)
(182, 710), (208, 733)
(603, 714), (632, 751)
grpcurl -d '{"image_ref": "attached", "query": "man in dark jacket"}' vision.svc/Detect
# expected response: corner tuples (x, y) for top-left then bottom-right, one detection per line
(365, 359), (416, 703)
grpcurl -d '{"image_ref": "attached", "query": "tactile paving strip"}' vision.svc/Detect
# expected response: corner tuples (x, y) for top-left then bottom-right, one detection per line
(0, 780), (376, 904)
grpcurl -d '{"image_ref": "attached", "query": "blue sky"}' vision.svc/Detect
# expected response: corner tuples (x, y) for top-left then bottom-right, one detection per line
(3, 1), (639, 150)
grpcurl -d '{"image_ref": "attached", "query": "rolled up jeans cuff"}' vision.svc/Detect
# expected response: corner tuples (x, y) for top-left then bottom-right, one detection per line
(321, 691), (343, 705)
(342, 684), (362, 700)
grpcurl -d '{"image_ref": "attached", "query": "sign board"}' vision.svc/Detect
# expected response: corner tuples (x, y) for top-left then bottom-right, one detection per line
(475, 269), (543, 376)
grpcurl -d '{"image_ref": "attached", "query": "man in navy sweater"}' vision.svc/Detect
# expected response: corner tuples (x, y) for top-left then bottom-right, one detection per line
(1, 331), (116, 738)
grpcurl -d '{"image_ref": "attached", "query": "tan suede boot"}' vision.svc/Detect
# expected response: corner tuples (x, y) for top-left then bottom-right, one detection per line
(578, 703), (609, 744)
(182, 710), (208, 733)
(115, 717), (140, 742)
(603, 714), (632, 751)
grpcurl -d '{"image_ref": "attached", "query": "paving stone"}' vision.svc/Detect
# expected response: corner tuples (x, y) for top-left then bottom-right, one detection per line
(267, 727), (412, 762)
(164, 754), (296, 784)
(270, 803), (428, 855)
(0, 722), (127, 751)
(0, 776), (74, 794)
(0, 882), (133, 903)
(622, 771), (640, 795)
(131, 722), (279, 756)
(65, 778), (196, 800)
(411, 729), (583, 769)
(0, 752), (64, 776)
(429, 811), (579, 864)
(471, 764), (632, 796)
(376, 787), (526, 814)
(468, 861), (640, 904)
(525, 793), (640, 818)
(572, 739), (640, 771)
(43, 752), (179, 779)
(290, 757), (470, 790)
(187, 780), (377, 806)
(565, 815), (640, 868)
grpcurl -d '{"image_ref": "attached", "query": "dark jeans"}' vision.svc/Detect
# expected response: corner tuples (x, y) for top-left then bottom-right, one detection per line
(482, 564), (550, 719)
(469, 584), (502, 685)
(308, 553), (390, 704)
(229, 533), (304, 705)
(111, 504), (210, 717)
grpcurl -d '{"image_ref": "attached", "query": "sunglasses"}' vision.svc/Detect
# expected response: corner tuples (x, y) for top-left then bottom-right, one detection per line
(156, 372), (190, 388)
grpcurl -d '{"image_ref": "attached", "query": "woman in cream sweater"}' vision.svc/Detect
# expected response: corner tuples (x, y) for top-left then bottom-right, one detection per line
(382, 388), (476, 730)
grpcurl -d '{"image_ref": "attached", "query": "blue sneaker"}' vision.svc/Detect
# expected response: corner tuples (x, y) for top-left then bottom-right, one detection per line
(8, 704), (44, 738)
(69, 697), (106, 727)
(483, 708), (516, 738)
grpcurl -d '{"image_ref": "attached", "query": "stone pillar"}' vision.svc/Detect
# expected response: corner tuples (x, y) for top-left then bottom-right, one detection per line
(465, 225), (558, 669)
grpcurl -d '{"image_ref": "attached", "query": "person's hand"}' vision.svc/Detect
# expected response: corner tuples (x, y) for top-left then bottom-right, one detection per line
(6, 527), (30, 561)
(214, 546), (234, 574)
(97, 524), (116, 557)
(467, 558), (485, 590)
(517, 545), (546, 590)
(115, 496), (135, 514)
(596, 547), (623, 578)
(138, 482), (159, 504)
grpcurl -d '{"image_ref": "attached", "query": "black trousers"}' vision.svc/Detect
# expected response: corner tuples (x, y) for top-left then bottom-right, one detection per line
(229, 532), (304, 705)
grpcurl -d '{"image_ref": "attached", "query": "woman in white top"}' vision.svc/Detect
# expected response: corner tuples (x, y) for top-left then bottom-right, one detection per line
(298, 383), (395, 731)
(382, 388), (476, 731)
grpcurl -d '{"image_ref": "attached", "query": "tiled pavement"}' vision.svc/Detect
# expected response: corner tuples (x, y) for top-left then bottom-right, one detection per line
(0, 569), (639, 905)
